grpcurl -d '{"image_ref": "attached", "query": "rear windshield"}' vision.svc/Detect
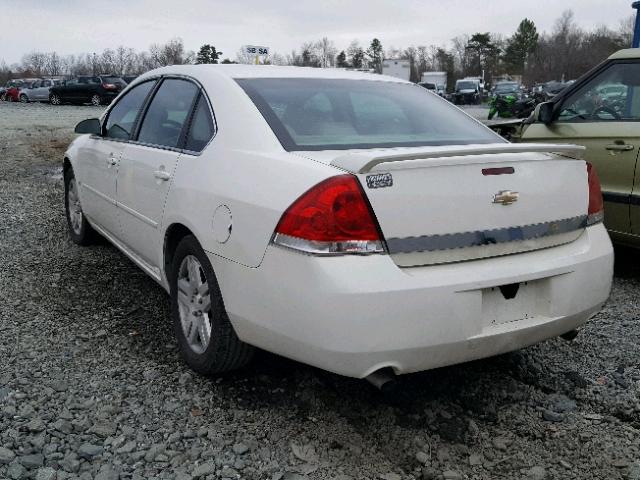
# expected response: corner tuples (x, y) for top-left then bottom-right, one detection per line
(495, 83), (519, 93)
(237, 78), (500, 151)
(457, 81), (477, 90)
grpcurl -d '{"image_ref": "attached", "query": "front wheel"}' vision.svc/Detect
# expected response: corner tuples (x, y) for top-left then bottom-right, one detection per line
(64, 169), (96, 245)
(90, 94), (101, 106)
(19, 94), (28, 103)
(50, 94), (61, 105)
(170, 235), (254, 375)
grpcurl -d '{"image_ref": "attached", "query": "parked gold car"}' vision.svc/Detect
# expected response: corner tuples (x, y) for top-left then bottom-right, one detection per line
(513, 49), (640, 247)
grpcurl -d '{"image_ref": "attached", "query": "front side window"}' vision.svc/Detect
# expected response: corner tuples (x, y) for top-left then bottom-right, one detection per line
(104, 80), (155, 140)
(237, 78), (500, 151)
(137, 79), (199, 148)
(559, 62), (640, 122)
(184, 95), (215, 152)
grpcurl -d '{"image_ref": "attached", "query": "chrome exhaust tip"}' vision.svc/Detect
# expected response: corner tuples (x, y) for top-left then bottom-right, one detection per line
(365, 367), (397, 391)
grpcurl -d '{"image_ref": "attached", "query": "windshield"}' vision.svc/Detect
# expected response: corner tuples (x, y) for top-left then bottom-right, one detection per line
(495, 83), (519, 93)
(237, 78), (500, 151)
(456, 81), (476, 90)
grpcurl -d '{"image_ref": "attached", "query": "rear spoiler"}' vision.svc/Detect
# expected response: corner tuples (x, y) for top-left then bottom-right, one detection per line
(331, 143), (586, 174)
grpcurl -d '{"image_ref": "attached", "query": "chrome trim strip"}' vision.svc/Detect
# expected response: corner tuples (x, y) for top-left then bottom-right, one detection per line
(386, 215), (588, 254)
(117, 202), (158, 229)
(81, 182), (116, 205)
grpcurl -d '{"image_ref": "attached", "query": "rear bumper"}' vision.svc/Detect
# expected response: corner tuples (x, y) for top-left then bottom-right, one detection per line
(209, 224), (613, 378)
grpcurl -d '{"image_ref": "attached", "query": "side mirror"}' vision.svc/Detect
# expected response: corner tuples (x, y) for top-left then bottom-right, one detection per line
(75, 118), (101, 135)
(535, 102), (555, 125)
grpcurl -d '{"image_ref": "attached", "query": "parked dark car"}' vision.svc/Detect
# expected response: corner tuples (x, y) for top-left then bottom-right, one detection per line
(122, 75), (138, 84)
(418, 82), (437, 93)
(49, 76), (126, 106)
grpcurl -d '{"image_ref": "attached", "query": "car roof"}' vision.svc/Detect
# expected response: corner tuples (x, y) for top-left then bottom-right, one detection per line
(608, 49), (640, 60)
(139, 64), (411, 84)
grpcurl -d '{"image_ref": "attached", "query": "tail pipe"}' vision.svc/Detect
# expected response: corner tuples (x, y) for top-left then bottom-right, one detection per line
(365, 368), (397, 391)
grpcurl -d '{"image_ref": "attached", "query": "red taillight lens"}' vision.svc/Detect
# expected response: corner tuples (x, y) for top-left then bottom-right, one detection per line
(102, 83), (116, 90)
(273, 175), (385, 254)
(586, 162), (604, 225)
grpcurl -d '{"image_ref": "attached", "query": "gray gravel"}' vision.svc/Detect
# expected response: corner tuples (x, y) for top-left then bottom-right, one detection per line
(1, 101), (639, 480)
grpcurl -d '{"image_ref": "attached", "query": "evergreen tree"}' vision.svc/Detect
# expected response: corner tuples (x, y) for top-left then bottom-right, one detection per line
(367, 38), (384, 73)
(465, 33), (501, 77)
(336, 50), (348, 68)
(503, 19), (539, 74)
(196, 44), (222, 64)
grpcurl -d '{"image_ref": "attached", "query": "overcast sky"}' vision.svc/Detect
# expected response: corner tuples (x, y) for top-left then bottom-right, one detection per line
(0, 0), (636, 65)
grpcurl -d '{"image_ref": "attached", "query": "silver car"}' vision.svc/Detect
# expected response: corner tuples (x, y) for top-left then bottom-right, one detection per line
(19, 79), (59, 102)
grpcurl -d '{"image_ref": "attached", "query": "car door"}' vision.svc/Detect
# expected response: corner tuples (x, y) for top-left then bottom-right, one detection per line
(632, 150), (640, 235)
(78, 80), (156, 239)
(74, 77), (92, 102)
(116, 78), (200, 269)
(61, 78), (79, 101)
(522, 60), (640, 236)
(37, 80), (52, 101)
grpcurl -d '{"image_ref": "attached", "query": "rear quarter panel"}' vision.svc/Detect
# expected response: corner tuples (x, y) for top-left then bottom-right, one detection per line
(160, 73), (339, 269)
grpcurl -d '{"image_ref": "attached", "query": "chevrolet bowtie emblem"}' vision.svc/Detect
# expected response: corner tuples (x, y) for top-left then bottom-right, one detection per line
(493, 190), (519, 206)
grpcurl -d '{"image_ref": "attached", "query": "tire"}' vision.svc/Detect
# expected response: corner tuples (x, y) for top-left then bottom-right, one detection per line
(64, 168), (96, 245)
(50, 93), (61, 105)
(19, 94), (28, 103)
(90, 94), (101, 106)
(170, 235), (254, 375)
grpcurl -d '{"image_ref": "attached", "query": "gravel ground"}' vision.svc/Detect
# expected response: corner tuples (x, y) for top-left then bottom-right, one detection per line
(0, 101), (639, 480)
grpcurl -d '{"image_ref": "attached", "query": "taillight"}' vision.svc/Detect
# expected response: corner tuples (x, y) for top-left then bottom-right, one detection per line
(586, 162), (604, 225)
(273, 175), (385, 255)
(102, 83), (116, 90)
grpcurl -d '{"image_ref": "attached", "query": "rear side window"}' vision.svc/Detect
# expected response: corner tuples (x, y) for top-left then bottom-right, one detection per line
(237, 78), (500, 151)
(184, 95), (215, 152)
(137, 79), (199, 148)
(104, 80), (155, 140)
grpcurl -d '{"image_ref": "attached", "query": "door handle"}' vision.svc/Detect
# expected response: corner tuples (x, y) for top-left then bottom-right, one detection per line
(154, 170), (171, 181)
(605, 144), (634, 152)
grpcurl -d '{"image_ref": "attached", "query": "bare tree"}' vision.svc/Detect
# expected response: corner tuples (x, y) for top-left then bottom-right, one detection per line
(315, 37), (337, 68)
(22, 52), (48, 76)
(149, 38), (193, 67)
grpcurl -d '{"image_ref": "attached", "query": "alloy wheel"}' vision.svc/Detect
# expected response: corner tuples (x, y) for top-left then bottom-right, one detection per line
(177, 255), (212, 355)
(91, 95), (101, 106)
(19, 95), (27, 103)
(50, 95), (61, 105)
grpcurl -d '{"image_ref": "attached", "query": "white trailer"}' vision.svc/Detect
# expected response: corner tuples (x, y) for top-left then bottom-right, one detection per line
(382, 59), (411, 81)
(421, 71), (447, 95)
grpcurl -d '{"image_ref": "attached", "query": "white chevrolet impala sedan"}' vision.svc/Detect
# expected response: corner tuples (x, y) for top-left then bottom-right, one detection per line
(64, 65), (613, 380)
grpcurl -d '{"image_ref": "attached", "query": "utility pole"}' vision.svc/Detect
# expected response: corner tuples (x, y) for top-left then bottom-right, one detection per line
(633, 1), (640, 48)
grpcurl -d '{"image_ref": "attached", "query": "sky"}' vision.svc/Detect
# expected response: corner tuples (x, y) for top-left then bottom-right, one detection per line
(0, 0), (636, 65)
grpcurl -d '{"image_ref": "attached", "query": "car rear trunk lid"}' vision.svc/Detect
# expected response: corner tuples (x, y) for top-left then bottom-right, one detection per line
(298, 143), (588, 266)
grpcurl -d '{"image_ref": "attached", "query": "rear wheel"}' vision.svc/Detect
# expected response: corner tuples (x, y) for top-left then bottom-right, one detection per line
(50, 93), (61, 105)
(64, 168), (96, 245)
(170, 235), (254, 375)
(90, 94), (101, 106)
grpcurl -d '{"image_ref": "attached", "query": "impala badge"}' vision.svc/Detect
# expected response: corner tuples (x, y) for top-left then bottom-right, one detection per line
(493, 190), (519, 206)
(366, 173), (393, 189)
